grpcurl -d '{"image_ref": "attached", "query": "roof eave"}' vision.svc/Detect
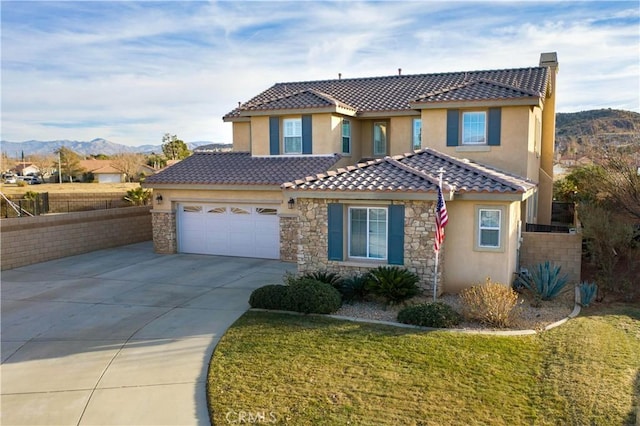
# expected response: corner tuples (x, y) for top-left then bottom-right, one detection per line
(410, 98), (542, 110)
(236, 106), (357, 117)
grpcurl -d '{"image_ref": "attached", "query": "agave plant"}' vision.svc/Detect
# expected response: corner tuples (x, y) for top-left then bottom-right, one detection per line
(515, 261), (569, 301)
(578, 281), (598, 307)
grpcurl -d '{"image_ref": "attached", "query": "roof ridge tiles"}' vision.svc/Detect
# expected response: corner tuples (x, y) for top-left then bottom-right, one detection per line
(421, 148), (532, 192)
(384, 157), (443, 190)
(271, 66), (545, 86)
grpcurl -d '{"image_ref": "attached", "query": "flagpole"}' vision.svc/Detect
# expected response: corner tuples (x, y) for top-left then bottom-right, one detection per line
(433, 168), (445, 302)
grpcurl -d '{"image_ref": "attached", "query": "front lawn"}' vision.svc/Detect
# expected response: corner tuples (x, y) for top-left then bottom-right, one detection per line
(207, 305), (639, 425)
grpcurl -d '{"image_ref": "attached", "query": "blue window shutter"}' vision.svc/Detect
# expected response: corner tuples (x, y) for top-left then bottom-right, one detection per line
(446, 110), (459, 146)
(387, 205), (405, 265)
(269, 116), (279, 155)
(327, 203), (343, 260)
(302, 115), (312, 154)
(488, 108), (501, 146)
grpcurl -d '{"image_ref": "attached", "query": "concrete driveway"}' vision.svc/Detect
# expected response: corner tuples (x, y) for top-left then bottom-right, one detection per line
(1, 242), (296, 425)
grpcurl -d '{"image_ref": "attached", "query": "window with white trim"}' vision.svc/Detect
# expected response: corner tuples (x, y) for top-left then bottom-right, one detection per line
(478, 208), (501, 248)
(348, 207), (387, 260)
(342, 119), (351, 154)
(283, 118), (302, 154)
(373, 122), (387, 156)
(412, 119), (422, 150)
(462, 111), (486, 145)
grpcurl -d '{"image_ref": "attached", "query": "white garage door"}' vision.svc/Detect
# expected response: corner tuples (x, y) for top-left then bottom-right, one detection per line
(178, 203), (280, 259)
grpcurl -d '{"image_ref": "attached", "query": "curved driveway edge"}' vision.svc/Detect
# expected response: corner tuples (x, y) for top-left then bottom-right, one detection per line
(1, 242), (296, 425)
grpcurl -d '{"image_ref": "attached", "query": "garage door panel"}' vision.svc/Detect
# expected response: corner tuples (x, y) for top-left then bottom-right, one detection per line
(178, 203), (280, 259)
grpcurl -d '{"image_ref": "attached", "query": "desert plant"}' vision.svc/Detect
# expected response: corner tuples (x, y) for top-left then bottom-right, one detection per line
(248, 285), (291, 310)
(123, 187), (151, 206)
(459, 278), (520, 328)
(366, 266), (420, 304)
(397, 302), (462, 328)
(514, 261), (569, 302)
(287, 278), (342, 314)
(339, 273), (370, 304)
(578, 281), (598, 307)
(301, 271), (343, 290)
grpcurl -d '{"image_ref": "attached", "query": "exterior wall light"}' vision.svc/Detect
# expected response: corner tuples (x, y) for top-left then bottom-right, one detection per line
(156, 194), (163, 205)
(288, 198), (295, 209)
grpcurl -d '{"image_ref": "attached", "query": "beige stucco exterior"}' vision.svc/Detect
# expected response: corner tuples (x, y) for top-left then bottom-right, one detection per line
(232, 121), (251, 152)
(443, 199), (521, 293)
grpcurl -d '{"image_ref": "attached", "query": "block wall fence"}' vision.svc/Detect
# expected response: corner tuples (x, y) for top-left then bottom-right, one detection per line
(519, 231), (582, 284)
(1, 206), (152, 270)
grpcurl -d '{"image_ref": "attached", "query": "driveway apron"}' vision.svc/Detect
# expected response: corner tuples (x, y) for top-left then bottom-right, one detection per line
(1, 242), (296, 425)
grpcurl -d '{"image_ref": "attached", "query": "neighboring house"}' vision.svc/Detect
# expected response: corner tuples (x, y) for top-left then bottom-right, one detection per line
(144, 52), (559, 294)
(79, 160), (125, 183)
(12, 163), (40, 177)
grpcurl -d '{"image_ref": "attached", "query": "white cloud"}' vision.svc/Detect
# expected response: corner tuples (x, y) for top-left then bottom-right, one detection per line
(1, 1), (638, 147)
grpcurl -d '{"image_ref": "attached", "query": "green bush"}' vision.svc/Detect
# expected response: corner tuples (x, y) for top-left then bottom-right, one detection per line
(397, 302), (462, 328)
(460, 278), (520, 328)
(248, 285), (290, 310)
(300, 271), (343, 290)
(514, 261), (569, 302)
(288, 278), (342, 314)
(366, 266), (420, 304)
(339, 273), (370, 303)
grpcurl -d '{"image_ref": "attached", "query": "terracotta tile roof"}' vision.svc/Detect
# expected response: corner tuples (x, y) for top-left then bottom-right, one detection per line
(283, 148), (536, 196)
(79, 159), (122, 174)
(143, 151), (342, 186)
(225, 67), (549, 119)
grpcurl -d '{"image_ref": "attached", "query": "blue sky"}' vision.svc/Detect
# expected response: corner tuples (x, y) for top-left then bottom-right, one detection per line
(1, 1), (639, 147)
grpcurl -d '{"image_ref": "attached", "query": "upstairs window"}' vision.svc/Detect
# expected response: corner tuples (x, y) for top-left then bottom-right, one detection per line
(412, 119), (422, 150)
(373, 122), (387, 156)
(342, 119), (351, 154)
(283, 118), (302, 154)
(462, 111), (486, 145)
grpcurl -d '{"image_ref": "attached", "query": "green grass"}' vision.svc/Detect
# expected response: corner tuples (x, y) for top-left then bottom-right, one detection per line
(207, 305), (640, 425)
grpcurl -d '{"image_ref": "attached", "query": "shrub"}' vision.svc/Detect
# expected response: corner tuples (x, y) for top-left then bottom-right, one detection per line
(300, 271), (343, 290)
(287, 278), (342, 314)
(397, 302), (462, 328)
(249, 285), (291, 310)
(124, 187), (151, 206)
(578, 281), (598, 307)
(459, 278), (520, 328)
(339, 273), (370, 303)
(514, 261), (569, 302)
(366, 266), (420, 304)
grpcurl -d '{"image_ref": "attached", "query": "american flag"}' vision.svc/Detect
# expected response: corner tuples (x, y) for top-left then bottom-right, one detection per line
(434, 184), (449, 252)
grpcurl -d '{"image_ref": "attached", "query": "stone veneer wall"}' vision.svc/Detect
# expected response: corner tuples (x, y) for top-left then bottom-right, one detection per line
(520, 231), (582, 283)
(1, 206), (151, 271)
(279, 215), (298, 262)
(295, 198), (443, 294)
(151, 210), (177, 254)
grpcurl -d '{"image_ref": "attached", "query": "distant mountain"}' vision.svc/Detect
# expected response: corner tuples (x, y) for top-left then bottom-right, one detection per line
(0, 138), (218, 157)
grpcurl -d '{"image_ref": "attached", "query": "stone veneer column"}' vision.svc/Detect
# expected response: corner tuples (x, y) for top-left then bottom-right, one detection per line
(151, 210), (177, 254)
(279, 215), (299, 262)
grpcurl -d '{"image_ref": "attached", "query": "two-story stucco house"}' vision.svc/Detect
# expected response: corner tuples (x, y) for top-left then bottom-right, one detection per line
(144, 52), (559, 293)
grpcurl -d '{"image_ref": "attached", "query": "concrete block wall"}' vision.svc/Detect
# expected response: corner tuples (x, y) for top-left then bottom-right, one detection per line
(520, 231), (582, 284)
(0, 206), (152, 270)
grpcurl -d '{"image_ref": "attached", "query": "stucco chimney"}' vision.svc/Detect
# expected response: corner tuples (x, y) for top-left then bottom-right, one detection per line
(539, 52), (558, 69)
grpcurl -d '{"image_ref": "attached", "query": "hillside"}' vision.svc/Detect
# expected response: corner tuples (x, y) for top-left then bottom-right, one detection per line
(555, 109), (640, 158)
